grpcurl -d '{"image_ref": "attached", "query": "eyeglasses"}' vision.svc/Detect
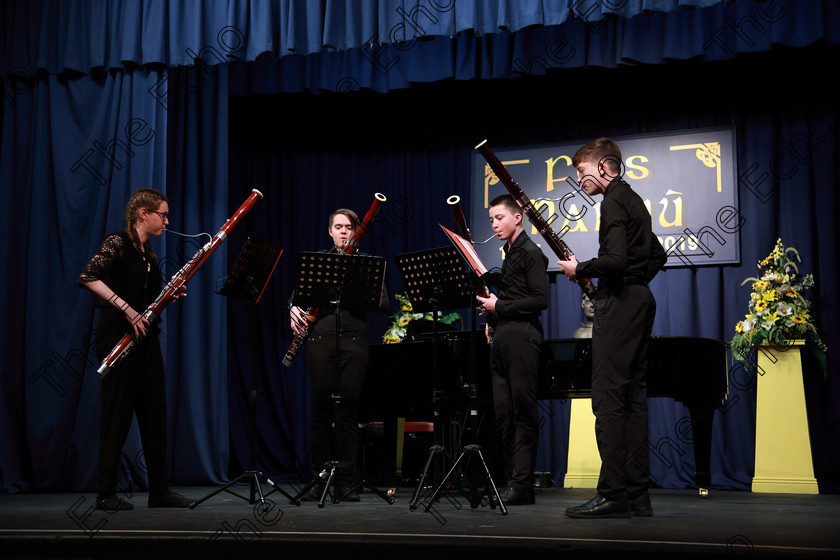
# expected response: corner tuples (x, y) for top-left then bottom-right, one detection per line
(150, 210), (169, 221)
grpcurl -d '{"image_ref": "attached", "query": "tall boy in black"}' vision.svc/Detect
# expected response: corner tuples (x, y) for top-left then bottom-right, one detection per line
(477, 194), (549, 506)
(290, 208), (389, 501)
(557, 138), (667, 518)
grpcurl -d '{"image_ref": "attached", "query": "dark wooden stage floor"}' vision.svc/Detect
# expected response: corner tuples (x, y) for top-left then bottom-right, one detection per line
(1, 482), (839, 559)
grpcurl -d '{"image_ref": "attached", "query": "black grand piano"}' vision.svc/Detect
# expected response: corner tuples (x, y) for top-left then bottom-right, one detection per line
(540, 336), (729, 493)
(364, 331), (728, 492)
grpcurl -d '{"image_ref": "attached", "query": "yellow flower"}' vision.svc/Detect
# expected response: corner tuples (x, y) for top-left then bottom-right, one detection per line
(733, 239), (826, 373)
(385, 293), (462, 344)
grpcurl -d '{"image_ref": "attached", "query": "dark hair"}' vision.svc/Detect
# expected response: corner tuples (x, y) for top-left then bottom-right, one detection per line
(572, 137), (623, 176)
(489, 194), (521, 216)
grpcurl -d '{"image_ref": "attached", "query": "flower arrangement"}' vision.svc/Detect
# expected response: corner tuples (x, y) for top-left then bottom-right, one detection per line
(382, 293), (461, 344)
(730, 238), (827, 369)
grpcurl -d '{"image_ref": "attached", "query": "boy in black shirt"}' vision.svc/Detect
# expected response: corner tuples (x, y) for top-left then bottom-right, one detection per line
(476, 194), (549, 506)
(557, 138), (667, 518)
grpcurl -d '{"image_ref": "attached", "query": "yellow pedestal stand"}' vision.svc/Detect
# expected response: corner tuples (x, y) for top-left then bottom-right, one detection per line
(564, 398), (600, 488)
(752, 342), (819, 494)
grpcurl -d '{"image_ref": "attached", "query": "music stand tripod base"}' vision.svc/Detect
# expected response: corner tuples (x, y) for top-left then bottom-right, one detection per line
(191, 237), (299, 508)
(395, 247), (476, 511)
(190, 470), (300, 509)
(422, 444), (507, 515)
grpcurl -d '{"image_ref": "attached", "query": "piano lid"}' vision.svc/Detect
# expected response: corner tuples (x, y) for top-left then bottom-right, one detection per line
(539, 337), (729, 404)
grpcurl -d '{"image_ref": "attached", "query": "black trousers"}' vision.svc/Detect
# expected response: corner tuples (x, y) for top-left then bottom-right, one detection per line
(489, 319), (543, 491)
(96, 331), (169, 498)
(591, 282), (656, 502)
(305, 330), (368, 483)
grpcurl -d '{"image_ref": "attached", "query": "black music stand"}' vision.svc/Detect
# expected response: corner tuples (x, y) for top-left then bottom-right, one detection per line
(190, 237), (297, 508)
(392, 247), (483, 510)
(290, 251), (395, 507)
(408, 244), (506, 514)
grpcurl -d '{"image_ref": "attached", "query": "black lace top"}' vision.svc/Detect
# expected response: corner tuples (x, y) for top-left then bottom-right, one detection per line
(79, 230), (162, 330)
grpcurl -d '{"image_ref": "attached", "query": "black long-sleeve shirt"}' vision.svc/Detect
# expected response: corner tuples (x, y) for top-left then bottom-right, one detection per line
(576, 177), (667, 284)
(494, 231), (549, 321)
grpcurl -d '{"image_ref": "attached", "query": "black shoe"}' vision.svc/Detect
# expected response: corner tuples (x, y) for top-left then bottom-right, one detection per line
(565, 495), (630, 518)
(497, 486), (535, 506)
(95, 495), (134, 511)
(148, 491), (194, 508)
(630, 493), (653, 516)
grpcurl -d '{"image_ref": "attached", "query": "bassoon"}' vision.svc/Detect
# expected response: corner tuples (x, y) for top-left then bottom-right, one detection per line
(97, 189), (264, 378)
(475, 139), (597, 300)
(282, 193), (387, 367)
(446, 195), (496, 334)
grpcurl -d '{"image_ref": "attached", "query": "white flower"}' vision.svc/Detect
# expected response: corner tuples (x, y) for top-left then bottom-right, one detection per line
(776, 302), (793, 316)
(761, 319), (775, 331)
(742, 317), (757, 332)
(761, 272), (776, 281)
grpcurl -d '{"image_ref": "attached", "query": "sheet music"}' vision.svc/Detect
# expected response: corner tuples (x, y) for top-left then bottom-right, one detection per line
(440, 224), (489, 276)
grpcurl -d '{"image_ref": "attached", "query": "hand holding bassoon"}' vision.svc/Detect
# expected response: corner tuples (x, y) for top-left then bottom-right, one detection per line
(97, 189), (264, 378)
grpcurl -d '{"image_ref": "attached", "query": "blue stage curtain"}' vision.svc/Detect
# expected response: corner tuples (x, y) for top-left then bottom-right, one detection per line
(0, 68), (170, 492)
(227, 0), (840, 94)
(160, 63), (232, 487)
(1, 0), (731, 78)
(0, 64), (231, 493)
